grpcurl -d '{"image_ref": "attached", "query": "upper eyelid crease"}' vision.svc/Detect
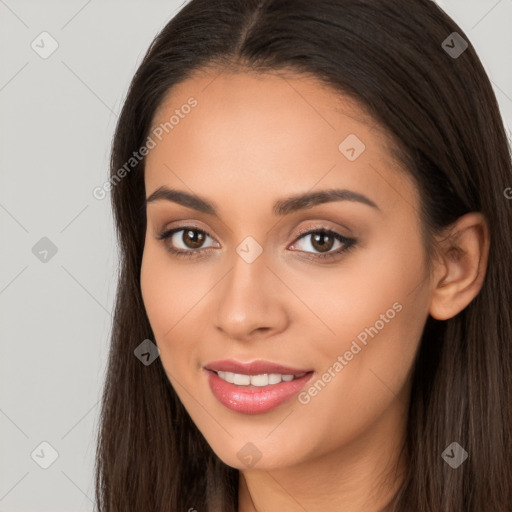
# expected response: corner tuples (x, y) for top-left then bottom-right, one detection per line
(160, 225), (350, 241)
(158, 225), (356, 260)
(145, 186), (380, 216)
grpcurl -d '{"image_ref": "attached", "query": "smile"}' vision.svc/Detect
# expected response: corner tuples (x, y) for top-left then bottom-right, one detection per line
(216, 371), (307, 386)
(203, 359), (314, 414)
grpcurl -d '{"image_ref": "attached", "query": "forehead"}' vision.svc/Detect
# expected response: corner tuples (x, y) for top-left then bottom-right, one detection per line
(144, 69), (418, 215)
(150, 69), (379, 146)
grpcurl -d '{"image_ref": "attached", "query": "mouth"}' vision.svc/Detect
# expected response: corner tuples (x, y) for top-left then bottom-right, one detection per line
(203, 359), (314, 414)
(209, 369), (308, 386)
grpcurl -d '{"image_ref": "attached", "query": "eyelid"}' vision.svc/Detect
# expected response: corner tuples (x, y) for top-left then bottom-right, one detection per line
(291, 223), (352, 242)
(288, 225), (356, 256)
(157, 225), (219, 246)
(157, 222), (357, 260)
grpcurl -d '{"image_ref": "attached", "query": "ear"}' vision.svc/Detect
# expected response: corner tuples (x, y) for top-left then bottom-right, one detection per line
(428, 212), (490, 320)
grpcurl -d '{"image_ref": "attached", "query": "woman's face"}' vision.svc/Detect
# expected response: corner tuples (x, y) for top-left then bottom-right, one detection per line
(141, 70), (432, 471)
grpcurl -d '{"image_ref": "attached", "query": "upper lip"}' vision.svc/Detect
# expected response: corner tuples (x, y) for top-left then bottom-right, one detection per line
(204, 359), (313, 375)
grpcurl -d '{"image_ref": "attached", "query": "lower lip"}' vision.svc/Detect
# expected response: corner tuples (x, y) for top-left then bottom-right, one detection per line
(205, 369), (314, 414)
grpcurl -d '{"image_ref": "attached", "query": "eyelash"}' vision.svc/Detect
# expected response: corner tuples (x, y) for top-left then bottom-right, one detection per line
(157, 226), (357, 261)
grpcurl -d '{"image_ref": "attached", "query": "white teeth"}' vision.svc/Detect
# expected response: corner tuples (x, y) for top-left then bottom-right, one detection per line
(223, 371), (235, 384)
(233, 373), (251, 385)
(216, 371), (307, 386)
(268, 373), (282, 384)
(248, 374), (268, 386)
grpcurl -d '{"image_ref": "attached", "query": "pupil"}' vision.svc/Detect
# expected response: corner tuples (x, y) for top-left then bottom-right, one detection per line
(184, 230), (204, 248)
(312, 233), (333, 253)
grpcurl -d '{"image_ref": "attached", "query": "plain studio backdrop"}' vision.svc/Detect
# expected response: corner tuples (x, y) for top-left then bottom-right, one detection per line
(0, 1), (511, 511)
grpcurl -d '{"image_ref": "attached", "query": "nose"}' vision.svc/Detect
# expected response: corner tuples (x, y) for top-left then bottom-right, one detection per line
(213, 249), (289, 341)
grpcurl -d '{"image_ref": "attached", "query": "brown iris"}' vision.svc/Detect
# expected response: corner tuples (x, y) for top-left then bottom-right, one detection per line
(182, 229), (206, 249)
(310, 232), (335, 253)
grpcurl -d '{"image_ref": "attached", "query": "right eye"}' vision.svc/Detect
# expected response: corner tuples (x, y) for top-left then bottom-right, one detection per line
(157, 226), (220, 258)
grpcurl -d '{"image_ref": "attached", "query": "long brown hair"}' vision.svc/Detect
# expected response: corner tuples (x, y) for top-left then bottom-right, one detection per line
(95, 1), (512, 510)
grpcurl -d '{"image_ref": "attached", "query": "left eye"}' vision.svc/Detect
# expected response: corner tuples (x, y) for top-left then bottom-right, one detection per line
(290, 229), (355, 255)
(158, 226), (356, 260)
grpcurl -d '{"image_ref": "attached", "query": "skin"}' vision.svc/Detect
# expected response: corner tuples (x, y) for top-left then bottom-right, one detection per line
(140, 69), (490, 511)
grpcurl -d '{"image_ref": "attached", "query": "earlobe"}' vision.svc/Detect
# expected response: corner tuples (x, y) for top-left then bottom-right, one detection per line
(428, 212), (490, 321)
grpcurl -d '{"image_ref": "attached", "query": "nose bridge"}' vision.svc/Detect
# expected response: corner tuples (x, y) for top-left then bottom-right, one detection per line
(221, 241), (269, 310)
(213, 239), (288, 339)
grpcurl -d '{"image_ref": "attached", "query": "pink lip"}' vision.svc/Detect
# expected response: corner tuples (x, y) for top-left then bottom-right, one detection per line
(204, 359), (312, 375)
(203, 360), (314, 414)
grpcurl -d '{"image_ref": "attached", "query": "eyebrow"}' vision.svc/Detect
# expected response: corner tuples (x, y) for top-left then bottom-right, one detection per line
(145, 186), (380, 215)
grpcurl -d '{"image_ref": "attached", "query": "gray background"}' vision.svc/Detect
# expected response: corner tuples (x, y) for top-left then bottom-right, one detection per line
(1, 1), (511, 510)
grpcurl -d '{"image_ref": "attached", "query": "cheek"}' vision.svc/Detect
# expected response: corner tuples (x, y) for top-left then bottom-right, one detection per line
(141, 247), (169, 331)
(300, 286), (427, 449)
(140, 241), (211, 378)
(285, 224), (429, 358)
(140, 239), (195, 328)
(295, 230), (430, 437)
(140, 243), (188, 351)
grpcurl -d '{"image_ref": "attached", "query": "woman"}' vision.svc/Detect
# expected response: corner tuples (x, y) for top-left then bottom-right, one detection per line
(95, 1), (512, 510)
